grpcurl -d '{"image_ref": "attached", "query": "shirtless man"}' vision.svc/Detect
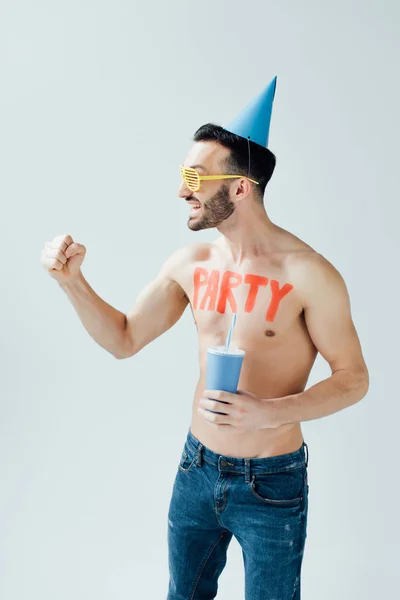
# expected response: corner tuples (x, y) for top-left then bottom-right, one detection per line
(40, 123), (369, 599)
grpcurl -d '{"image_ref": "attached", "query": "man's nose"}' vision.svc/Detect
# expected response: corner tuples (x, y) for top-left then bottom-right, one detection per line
(177, 179), (191, 198)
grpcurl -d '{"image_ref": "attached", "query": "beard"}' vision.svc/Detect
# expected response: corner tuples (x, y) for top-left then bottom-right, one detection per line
(187, 183), (235, 231)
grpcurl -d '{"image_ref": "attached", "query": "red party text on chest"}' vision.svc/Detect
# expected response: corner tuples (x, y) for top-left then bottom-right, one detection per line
(193, 267), (294, 322)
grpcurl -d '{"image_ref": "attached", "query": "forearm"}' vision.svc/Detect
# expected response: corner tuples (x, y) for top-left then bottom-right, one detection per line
(59, 272), (129, 358)
(264, 368), (369, 428)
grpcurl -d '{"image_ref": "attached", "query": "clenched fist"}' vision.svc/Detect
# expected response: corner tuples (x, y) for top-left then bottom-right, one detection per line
(40, 234), (87, 284)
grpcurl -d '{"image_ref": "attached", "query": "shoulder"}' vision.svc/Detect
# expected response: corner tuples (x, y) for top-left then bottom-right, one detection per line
(286, 249), (344, 281)
(286, 250), (350, 309)
(159, 242), (212, 278)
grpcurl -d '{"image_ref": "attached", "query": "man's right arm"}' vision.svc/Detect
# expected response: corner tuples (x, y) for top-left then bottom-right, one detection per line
(59, 246), (190, 359)
(122, 247), (190, 358)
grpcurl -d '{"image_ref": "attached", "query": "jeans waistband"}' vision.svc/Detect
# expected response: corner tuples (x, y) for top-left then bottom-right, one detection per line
(185, 427), (309, 475)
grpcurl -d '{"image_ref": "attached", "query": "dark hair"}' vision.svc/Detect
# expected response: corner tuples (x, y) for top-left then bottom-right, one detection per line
(192, 123), (276, 202)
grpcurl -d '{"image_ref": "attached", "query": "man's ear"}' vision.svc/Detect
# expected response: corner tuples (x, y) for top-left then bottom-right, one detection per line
(234, 177), (252, 198)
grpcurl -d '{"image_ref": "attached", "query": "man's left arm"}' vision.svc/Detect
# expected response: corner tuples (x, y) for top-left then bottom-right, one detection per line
(264, 253), (370, 429)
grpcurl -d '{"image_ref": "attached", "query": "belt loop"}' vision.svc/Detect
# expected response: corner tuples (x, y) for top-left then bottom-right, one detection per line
(196, 443), (203, 467)
(304, 442), (309, 467)
(244, 458), (251, 484)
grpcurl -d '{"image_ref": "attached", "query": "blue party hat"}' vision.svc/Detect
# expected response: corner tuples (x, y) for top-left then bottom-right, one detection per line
(224, 76), (277, 148)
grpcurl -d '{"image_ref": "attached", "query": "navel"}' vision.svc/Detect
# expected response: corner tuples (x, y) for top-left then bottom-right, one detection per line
(264, 329), (276, 337)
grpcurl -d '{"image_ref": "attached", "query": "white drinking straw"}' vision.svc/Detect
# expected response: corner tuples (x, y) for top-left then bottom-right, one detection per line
(225, 313), (237, 349)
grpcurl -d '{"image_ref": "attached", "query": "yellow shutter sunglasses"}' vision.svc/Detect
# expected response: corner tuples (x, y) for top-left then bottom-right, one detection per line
(180, 165), (259, 192)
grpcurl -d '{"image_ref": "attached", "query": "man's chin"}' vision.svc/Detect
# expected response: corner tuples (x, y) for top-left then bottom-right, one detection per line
(188, 219), (201, 231)
(187, 217), (209, 231)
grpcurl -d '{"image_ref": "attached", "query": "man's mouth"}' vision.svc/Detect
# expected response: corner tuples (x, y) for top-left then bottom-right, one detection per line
(187, 201), (201, 215)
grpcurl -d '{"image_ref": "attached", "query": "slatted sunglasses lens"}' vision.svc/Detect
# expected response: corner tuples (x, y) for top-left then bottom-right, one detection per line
(180, 166), (200, 191)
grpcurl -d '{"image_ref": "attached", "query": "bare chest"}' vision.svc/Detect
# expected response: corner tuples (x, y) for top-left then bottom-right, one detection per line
(178, 261), (304, 343)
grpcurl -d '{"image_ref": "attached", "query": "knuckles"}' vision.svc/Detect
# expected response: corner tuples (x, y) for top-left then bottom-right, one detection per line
(55, 250), (66, 263)
(54, 234), (73, 245)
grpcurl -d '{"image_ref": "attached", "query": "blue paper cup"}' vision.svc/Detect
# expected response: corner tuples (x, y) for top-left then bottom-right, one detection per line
(205, 346), (245, 395)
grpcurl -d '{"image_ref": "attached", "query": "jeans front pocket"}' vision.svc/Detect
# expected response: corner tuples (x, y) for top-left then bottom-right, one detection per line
(249, 466), (305, 507)
(178, 444), (197, 473)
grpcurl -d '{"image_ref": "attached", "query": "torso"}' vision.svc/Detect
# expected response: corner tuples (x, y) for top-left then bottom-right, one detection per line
(174, 228), (318, 458)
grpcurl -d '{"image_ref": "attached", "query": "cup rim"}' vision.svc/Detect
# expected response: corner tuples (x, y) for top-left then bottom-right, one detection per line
(207, 346), (245, 357)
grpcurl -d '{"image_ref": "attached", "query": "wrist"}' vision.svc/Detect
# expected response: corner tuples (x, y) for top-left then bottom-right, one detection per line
(59, 271), (85, 291)
(261, 395), (295, 429)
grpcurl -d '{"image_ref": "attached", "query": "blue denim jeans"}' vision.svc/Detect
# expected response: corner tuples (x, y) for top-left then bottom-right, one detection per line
(167, 428), (309, 600)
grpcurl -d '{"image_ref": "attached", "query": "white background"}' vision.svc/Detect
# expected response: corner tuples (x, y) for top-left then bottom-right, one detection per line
(1, 0), (398, 598)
